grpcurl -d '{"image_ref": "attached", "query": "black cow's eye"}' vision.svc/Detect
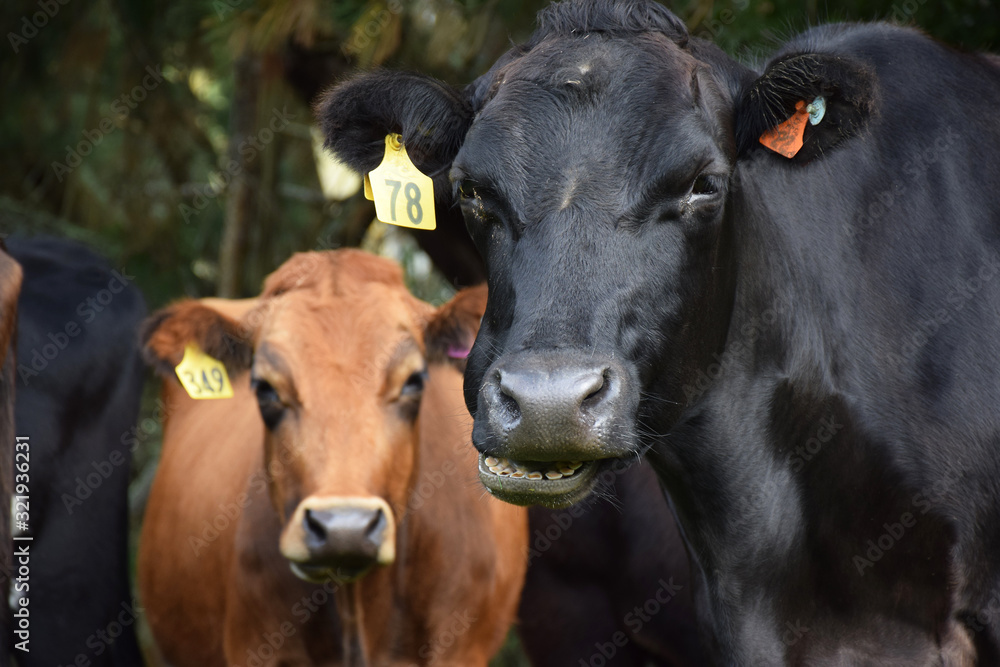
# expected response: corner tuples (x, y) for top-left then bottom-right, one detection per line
(691, 174), (719, 197)
(457, 180), (476, 200)
(252, 379), (285, 429)
(400, 370), (426, 398)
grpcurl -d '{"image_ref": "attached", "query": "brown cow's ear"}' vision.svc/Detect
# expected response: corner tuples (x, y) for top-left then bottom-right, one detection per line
(425, 284), (487, 371)
(140, 301), (253, 379)
(735, 52), (879, 160)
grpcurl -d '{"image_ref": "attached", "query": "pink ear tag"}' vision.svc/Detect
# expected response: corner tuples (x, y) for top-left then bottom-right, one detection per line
(446, 344), (471, 359)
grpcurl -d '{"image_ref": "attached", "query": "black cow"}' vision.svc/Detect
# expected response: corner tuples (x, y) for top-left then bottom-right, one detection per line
(8, 237), (146, 666)
(520, 462), (703, 666)
(318, 1), (1000, 664)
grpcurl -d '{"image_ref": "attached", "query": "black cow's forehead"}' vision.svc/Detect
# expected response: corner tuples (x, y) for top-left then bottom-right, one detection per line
(454, 33), (727, 218)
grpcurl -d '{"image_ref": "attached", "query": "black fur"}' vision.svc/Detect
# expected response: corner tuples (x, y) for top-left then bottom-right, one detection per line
(7, 237), (146, 667)
(735, 52), (879, 158)
(316, 70), (472, 198)
(316, 70), (485, 287)
(530, 0), (688, 46)
(318, 1), (1000, 663)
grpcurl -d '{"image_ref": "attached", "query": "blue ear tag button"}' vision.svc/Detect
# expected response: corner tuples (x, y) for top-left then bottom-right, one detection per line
(806, 97), (826, 125)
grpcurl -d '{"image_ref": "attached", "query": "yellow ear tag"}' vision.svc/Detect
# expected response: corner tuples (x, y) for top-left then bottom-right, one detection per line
(174, 344), (234, 400)
(367, 134), (436, 230)
(363, 173), (373, 200)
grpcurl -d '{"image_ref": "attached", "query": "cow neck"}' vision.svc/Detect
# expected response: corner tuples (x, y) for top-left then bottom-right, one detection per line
(334, 582), (369, 667)
(728, 169), (848, 391)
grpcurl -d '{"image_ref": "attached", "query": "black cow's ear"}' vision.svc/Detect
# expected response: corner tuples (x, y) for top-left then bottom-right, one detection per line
(140, 300), (253, 379)
(734, 53), (878, 159)
(425, 284), (487, 371)
(316, 70), (473, 200)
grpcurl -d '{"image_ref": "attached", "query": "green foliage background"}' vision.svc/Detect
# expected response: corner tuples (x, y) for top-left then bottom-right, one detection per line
(3, 0), (997, 307)
(1, 0), (997, 664)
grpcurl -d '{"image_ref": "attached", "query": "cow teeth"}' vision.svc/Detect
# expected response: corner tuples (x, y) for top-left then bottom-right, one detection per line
(498, 458), (509, 468)
(558, 466), (575, 476)
(485, 456), (499, 467)
(568, 461), (583, 470)
(511, 471), (526, 478)
(498, 469), (512, 477)
(527, 472), (543, 480)
(545, 471), (563, 480)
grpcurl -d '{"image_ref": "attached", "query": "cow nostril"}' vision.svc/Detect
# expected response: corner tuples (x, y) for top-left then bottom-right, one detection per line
(496, 370), (523, 424)
(582, 372), (606, 402)
(580, 369), (611, 409)
(304, 509), (328, 544)
(363, 509), (384, 540)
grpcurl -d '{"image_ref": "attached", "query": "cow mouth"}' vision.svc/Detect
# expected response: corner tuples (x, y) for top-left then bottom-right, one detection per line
(289, 561), (372, 584)
(478, 453), (602, 508)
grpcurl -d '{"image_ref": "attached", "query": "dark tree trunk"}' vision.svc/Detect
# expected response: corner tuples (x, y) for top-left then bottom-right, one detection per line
(218, 51), (261, 298)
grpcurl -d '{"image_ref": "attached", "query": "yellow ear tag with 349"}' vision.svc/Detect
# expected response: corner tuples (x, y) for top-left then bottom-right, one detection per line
(175, 344), (234, 399)
(367, 134), (436, 230)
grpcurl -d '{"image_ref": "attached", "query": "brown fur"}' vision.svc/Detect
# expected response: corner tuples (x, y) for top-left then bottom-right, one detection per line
(139, 250), (526, 666)
(424, 284), (487, 371)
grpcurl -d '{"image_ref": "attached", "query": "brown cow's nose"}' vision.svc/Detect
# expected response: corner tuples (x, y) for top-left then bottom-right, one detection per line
(280, 496), (396, 583)
(478, 352), (630, 461)
(303, 506), (386, 568)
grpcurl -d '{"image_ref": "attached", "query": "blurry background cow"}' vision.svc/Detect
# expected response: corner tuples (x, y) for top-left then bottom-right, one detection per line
(139, 251), (526, 666)
(7, 237), (146, 666)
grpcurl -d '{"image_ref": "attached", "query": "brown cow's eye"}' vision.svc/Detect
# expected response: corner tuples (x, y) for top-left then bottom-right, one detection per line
(252, 379), (285, 429)
(400, 370), (426, 399)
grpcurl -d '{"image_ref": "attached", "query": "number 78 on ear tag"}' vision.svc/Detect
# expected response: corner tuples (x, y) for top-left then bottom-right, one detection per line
(365, 134), (436, 230)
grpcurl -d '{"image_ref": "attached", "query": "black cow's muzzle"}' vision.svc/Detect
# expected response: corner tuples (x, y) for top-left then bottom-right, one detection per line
(473, 350), (638, 507)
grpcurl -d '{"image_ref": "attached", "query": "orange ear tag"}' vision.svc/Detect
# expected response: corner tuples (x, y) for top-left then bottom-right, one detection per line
(759, 100), (810, 158)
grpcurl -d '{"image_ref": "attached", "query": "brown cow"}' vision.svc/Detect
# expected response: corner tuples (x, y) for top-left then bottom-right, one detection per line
(139, 249), (527, 666)
(0, 244), (22, 666)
